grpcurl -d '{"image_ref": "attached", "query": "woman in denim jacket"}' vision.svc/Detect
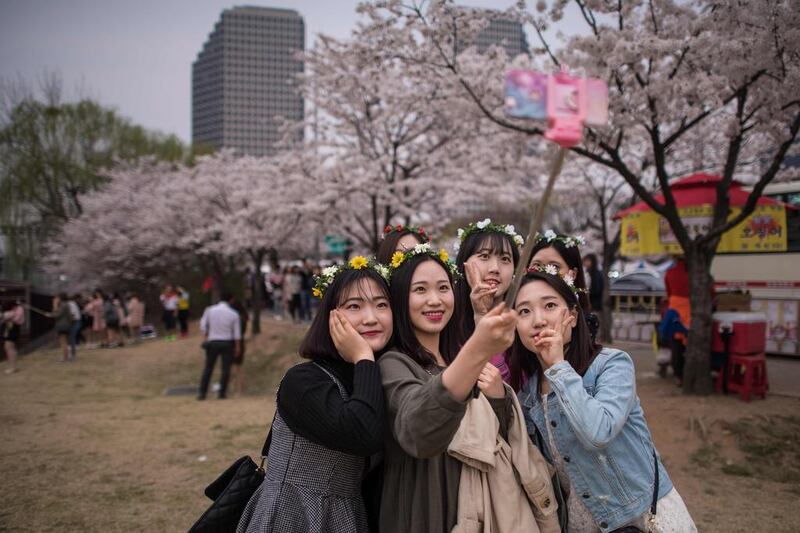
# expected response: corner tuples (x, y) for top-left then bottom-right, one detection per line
(509, 269), (696, 533)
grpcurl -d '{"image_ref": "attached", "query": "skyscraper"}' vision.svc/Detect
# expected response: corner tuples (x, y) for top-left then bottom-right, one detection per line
(472, 16), (529, 59)
(192, 6), (304, 157)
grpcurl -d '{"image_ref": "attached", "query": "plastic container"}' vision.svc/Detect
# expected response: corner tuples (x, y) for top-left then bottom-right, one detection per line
(712, 311), (767, 355)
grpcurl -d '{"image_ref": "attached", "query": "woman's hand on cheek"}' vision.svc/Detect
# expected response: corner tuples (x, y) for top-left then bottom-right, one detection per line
(329, 310), (374, 364)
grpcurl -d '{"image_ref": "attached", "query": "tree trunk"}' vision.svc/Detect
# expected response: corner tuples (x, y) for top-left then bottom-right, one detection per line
(250, 252), (264, 336)
(682, 246), (715, 395)
(600, 263), (614, 343)
(599, 236), (619, 343)
(210, 256), (225, 304)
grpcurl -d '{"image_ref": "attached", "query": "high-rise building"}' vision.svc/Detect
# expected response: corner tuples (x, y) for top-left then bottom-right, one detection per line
(472, 16), (529, 59)
(192, 6), (304, 157)
(447, 12), (529, 220)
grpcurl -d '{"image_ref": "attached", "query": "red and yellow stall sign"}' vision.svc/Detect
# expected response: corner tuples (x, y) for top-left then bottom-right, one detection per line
(620, 204), (787, 256)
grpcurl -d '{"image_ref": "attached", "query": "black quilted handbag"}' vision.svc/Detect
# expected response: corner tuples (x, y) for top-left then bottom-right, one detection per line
(188, 421), (273, 533)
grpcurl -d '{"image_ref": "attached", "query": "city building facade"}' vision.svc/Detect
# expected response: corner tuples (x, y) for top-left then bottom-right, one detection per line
(472, 16), (529, 59)
(192, 6), (304, 156)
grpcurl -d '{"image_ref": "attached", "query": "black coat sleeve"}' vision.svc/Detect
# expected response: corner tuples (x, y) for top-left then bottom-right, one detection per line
(277, 360), (385, 456)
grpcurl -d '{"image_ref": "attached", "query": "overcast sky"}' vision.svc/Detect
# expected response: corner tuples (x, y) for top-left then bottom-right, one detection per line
(0, 1), (581, 143)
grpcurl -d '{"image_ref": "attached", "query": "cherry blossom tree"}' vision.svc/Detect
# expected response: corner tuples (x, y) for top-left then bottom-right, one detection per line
(182, 151), (313, 333)
(46, 159), (190, 290)
(48, 151), (313, 334)
(356, 0), (800, 394)
(301, 29), (547, 252)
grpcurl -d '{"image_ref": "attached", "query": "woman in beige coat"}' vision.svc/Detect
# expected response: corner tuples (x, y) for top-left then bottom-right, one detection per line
(126, 293), (145, 341)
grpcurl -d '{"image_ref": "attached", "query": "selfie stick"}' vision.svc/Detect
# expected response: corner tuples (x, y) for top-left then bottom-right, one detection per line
(503, 146), (566, 308)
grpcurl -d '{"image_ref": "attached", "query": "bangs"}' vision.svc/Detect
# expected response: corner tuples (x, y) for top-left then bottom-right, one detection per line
(476, 232), (514, 257)
(333, 270), (389, 307)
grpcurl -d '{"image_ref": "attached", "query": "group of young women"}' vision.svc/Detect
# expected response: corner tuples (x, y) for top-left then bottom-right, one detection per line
(236, 222), (697, 533)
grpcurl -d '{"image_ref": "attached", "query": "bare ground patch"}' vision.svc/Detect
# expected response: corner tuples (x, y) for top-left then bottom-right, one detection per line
(1, 326), (799, 532)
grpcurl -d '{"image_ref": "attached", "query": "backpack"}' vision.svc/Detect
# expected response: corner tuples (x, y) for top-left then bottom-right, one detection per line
(103, 300), (118, 324)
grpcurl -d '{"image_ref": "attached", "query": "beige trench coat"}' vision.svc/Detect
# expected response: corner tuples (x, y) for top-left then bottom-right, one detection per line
(448, 385), (561, 533)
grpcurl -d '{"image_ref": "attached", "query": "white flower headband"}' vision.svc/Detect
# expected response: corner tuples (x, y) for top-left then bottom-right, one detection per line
(527, 264), (586, 301)
(535, 229), (586, 248)
(454, 218), (525, 253)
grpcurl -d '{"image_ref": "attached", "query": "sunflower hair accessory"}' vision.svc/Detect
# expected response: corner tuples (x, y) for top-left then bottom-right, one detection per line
(454, 218), (524, 253)
(527, 264), (587, 300)
(389, 243), (461, 279)
(312, 256), (391, 299)
(383, 224), (431, 243)
(533, 229), (586, 248)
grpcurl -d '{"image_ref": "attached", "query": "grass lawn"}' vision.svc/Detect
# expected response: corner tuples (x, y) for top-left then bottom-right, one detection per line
(1, 319), (799, 532)
(0, 319), (304, 532)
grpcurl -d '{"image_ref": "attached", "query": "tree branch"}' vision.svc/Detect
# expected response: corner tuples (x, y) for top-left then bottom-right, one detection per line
(702, 111), (800, 242)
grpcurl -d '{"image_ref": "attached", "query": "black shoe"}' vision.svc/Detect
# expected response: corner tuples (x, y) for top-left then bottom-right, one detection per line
(197, 396), (206, 401)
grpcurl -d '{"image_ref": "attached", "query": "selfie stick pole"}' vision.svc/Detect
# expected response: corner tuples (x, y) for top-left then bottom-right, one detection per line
(503, 146), (566, 308)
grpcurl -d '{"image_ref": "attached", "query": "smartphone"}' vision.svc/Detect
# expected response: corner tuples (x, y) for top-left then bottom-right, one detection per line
(584, 78), (608, 127)
(504, 70), (548, 120)
(504, 69), (608, 127)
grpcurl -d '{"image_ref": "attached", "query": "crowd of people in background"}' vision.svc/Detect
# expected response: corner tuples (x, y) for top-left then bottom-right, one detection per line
(265, 260), (322, 323)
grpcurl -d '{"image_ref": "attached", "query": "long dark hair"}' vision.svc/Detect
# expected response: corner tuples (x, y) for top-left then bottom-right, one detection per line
(376, 230), (427, 264)
(508, 271), (601, 391)
(298, 268), (391, 361)
(452, 230), (520, 348)
(530, 236), (591, 313)
(390, 253), (459, 368)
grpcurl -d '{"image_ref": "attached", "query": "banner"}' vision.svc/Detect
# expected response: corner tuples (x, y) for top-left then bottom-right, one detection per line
(620, 204), (787, 256)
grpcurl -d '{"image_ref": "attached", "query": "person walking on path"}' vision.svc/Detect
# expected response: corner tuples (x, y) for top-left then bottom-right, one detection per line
(663, 256), (693, 386)
(198, 292), (241, 400)
(177, 286), (190, 338)
(285, 267), (302, 323)
(26, 296), (71, 361)
(160, 285), (179, 341)
(53, 294), (73, 361)
(103, 294), (123, 348)
(268, 268), (284, 319)
(2, 300), (25, 374)
(126, 292), (145, 341)
(86, 290), (106, 347)
(299, 260), (313, 321)
(67, 295), (82, 360)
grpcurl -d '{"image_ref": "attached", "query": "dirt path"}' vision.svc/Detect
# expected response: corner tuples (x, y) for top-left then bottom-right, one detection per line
(0, 322), (797, 532)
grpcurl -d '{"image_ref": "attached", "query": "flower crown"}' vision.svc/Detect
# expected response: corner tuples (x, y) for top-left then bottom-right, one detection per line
(312, 256), (391, 299)
(383, 224), (431, 243)
(454, 218), (524, 253)
(534, 229), (586, 248)
(527, 264), (587, 301)
(389, 243), (461, 279)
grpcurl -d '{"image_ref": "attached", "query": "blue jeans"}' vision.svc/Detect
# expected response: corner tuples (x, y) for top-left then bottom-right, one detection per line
(300, 290), (312, 321)
(68, 320), (82, 356)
